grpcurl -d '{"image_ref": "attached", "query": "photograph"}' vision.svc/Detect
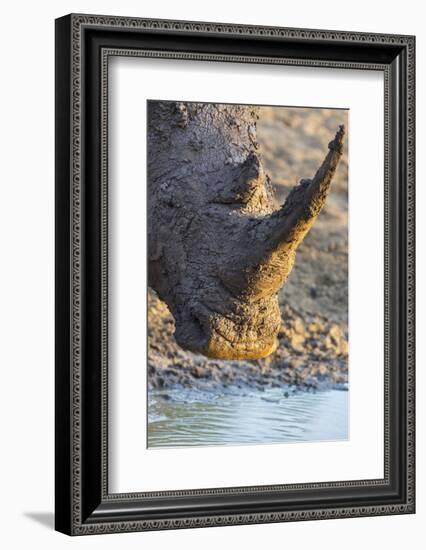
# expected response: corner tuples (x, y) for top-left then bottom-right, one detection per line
(52, 11), (415, 537)
(0, 0), (419, 544)
(147, 100), (349, 448)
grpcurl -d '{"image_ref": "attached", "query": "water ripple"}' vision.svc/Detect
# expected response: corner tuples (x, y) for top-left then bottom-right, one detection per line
(148, 387), (348, 448)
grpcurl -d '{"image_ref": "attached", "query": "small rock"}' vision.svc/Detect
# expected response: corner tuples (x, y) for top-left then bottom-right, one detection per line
(308, 321), (322, 333)
(190, 366), (208, 379)
(318, 364), (328, 376)
(293, 318), (305, 334)
(290, 333), (305, 351)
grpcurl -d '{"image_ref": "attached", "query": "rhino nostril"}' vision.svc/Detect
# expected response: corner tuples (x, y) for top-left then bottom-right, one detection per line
(174, 310), (209, 351)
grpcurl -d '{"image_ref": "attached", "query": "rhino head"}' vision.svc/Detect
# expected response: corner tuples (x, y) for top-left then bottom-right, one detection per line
(147, 101), (345, 360)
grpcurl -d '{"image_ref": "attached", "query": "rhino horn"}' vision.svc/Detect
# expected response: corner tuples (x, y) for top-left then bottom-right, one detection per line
(266, 124), (345, 253)
(214, 151), (270, 206)
(219, 125), (345, 301)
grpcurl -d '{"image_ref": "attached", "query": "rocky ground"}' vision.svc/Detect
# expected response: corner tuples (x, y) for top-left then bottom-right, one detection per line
(148, 106), (349, 392)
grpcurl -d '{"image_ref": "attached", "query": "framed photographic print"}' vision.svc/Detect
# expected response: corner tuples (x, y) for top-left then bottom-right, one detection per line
(55, 14), (415, 535)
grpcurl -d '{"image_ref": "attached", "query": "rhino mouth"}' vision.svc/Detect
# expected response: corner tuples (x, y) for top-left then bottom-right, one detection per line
(175, 321), (279, 360)
(201, 332), (278, 360)
(174, 301), (280, 360)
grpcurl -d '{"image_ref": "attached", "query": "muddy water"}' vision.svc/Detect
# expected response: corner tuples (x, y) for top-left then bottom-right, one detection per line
(147, 387), (348, 448)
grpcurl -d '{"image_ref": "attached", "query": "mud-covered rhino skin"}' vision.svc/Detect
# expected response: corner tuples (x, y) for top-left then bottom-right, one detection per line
(147, 101), (345, 360)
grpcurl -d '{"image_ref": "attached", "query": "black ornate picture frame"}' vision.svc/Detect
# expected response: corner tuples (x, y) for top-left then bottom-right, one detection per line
(55, 13), (415, 535)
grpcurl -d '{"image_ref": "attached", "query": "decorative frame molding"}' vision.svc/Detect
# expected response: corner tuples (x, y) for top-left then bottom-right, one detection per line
(55, 13), (415, 535)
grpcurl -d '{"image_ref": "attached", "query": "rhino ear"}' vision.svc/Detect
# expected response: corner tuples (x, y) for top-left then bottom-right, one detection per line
(264, 124), (345, 254)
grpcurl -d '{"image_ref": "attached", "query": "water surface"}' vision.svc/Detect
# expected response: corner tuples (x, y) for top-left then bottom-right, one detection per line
(148, 387), (348, 448)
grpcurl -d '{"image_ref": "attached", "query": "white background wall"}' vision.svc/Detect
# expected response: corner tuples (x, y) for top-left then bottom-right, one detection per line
(0, 0), (423, 548)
